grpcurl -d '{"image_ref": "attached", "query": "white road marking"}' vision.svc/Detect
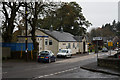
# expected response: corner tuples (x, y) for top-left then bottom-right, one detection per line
(44, 75), (49, 77)
(38, 76), (44, 78)
(54, 72), (58, 75)
(61, 71), (65, 73)
(58, 72), (62, 74)
(49, 74), (54, 76)
(35, 67), (79, 79)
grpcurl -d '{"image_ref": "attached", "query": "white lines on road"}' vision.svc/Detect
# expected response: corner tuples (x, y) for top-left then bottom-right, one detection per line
(34, 67), (79, 79)
(38, 76), (44, 78)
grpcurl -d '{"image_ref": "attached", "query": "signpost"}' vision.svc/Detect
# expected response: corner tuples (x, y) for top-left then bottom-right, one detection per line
(117, 42), (119, 53)
(93, 37), (102, 61)
(108, 41), (113, 56)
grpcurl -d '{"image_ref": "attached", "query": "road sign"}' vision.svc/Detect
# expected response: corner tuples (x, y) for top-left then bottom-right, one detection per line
(108, 42), (113, 46)
(25, 38), (28, 40)
(117, 42), (119, 45)
(93, 37), (102, 41)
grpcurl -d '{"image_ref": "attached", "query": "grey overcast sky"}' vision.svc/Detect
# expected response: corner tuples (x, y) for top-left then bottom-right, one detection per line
(60, 0), (119, 32)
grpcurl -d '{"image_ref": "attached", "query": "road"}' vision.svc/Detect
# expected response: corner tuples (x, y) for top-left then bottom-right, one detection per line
(2, 51), (120, 79)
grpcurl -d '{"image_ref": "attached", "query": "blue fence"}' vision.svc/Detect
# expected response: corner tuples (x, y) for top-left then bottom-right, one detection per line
(2, 43), (34, 51)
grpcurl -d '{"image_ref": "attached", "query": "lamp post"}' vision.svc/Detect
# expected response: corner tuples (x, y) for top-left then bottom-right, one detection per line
(25, 2), (28, 61)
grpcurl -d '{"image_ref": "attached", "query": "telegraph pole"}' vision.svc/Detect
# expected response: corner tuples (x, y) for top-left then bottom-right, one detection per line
(96, 40), (98, 59)
(25, 2), (28, 61)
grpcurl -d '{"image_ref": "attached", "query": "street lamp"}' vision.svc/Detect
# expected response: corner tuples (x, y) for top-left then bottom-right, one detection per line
(25, 2), (28, 61)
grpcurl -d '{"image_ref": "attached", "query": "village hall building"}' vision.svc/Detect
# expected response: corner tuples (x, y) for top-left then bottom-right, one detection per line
(17, 29), (88, 56)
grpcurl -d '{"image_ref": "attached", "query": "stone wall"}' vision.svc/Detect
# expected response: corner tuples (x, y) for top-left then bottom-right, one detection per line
(98, 58), (120, 70)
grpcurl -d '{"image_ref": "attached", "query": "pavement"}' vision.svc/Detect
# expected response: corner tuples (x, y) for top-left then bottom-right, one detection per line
(80, 62), (120, 77)
(80, 51), (120, 77)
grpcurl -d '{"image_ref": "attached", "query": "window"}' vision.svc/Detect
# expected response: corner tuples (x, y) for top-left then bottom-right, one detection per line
(38, 38), (40, 41)
(63, 43), (66, 45)
(45, 39), (48, 45)
(49, 40), (52, 45)
(73, 43), (75, 48)
(68, 43), (71, 49)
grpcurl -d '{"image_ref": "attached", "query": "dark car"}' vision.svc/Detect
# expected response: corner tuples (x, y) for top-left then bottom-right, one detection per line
(38, 50), (56, 63)
(102, 47), (108, 52)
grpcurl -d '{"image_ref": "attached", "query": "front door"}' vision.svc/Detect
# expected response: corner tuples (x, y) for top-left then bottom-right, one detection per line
(83, 42), (85, 53)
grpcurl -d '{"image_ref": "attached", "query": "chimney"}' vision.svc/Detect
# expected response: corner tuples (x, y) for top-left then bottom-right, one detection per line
(49, 25), (53, 32)
(60, 27), (63, 33)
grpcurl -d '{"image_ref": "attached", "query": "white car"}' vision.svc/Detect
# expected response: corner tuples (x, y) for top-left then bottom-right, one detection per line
(57, 49), (72, 58)
(114, 48), (119, 51)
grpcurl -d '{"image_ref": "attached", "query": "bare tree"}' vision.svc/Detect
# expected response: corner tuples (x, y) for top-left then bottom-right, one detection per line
(2, 2), (23, 42)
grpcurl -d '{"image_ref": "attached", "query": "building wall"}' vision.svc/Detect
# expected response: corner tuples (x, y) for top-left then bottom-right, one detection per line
(36, 30), (59, 56)
(17, 37), (32, 43)
(78, 37), (88, 53)
(58, 42), (78, 54)
(36, 30), (49, 52)
(48, 36), (59, 56)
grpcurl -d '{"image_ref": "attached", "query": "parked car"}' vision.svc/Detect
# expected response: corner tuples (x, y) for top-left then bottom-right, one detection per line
(102, 47), (108, 52)
(114, 48), (119, 51)
(38, 50), (56, 63)
(57, 49), (72, 58)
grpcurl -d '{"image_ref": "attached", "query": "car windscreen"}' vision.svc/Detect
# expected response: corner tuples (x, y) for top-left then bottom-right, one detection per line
(59, 50), (67, 53)
(40, 51), (49, 56)
(102, 48), (107, 50)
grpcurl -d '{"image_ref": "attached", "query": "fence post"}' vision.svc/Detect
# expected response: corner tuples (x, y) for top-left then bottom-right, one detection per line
(20, 45), (23, 58)
(31, 45), (33, 60)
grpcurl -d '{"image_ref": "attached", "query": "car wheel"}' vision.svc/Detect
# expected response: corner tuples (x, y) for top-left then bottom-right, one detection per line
(38, 60), (40, 63)
(65, 55), (67, 58)
(54, 58), (56, 62)
(48, 59), (51, 63)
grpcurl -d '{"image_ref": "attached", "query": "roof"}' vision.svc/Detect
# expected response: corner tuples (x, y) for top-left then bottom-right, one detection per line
(73, 36), (83, 42)
(17, 35), (48, 38)
(39, 29), (77, 42)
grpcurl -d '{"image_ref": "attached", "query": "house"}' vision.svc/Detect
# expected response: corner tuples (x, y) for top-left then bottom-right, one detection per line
(73, 36), (88, 53)
(17, 29), (88, 56)
(112, 36), (120, 48)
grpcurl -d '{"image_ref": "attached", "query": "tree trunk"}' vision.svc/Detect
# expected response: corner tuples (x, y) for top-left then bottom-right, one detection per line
(30, 2), (39, 60)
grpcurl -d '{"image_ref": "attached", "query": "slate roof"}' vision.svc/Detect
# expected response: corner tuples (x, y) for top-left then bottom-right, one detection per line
(73, 36), (83, 42)
(39, 29), (77, 42)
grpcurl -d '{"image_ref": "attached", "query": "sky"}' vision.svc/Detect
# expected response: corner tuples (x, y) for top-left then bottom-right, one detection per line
(0, 0), (119, 32)
(60, 0), (119, 32)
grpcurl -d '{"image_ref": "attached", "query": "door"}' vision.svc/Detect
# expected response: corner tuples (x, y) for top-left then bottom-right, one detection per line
(39, 39), (43, 52)
(83, 42), (85, 53)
